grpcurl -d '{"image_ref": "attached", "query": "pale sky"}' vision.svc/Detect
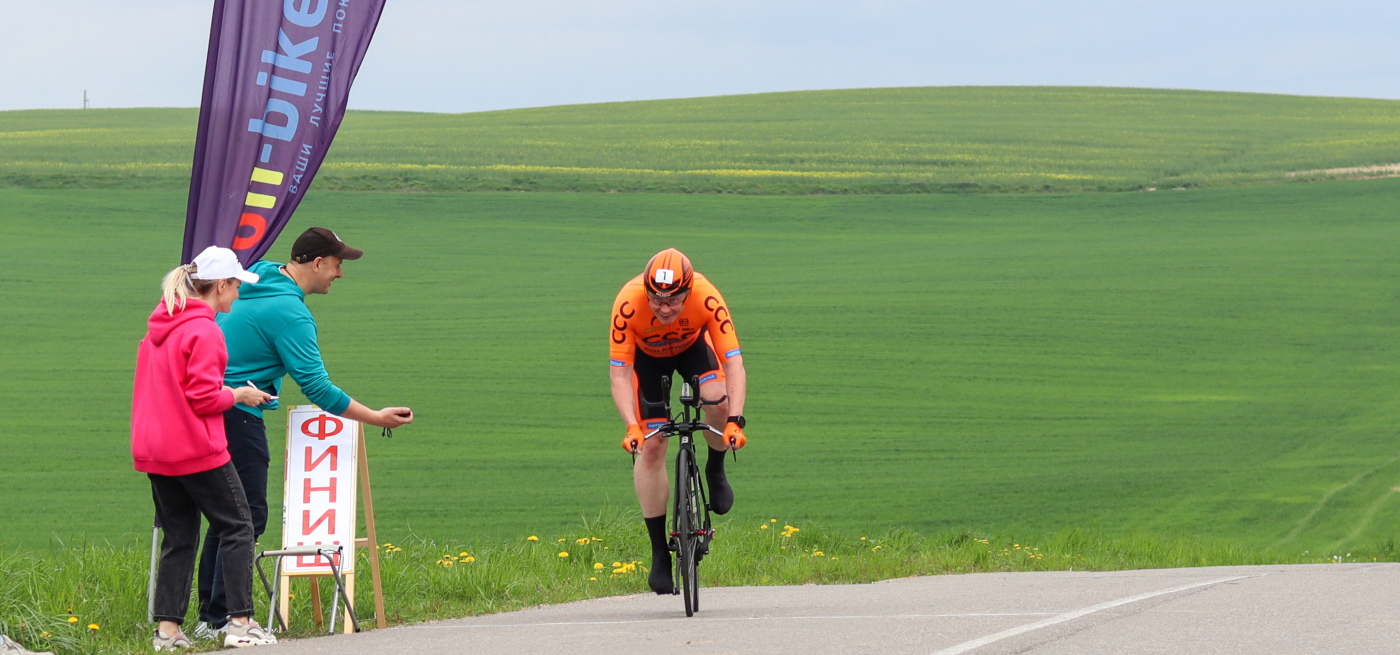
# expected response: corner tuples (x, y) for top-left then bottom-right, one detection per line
(2, 0), (1396, 113)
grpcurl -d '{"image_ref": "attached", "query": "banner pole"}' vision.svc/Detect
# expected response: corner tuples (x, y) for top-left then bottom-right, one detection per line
(357, 425), (388, 628)
(147, 515), (161, 623)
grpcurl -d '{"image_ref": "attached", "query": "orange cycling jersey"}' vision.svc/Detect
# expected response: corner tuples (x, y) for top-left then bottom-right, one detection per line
(609, 272), (741, 367)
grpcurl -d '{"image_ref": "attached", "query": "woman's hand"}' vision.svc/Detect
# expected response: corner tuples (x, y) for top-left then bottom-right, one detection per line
(228, 385), (273, 407)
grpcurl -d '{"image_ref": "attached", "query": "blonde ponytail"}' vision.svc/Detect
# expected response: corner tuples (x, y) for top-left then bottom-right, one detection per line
(160, 263), (216, 316)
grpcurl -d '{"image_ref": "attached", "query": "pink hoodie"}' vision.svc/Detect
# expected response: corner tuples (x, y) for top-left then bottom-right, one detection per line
(131, 298), (236, 476)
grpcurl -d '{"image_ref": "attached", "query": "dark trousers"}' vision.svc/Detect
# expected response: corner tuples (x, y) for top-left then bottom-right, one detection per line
(197, 409), (270, 626)
(149, 461), (254, 623)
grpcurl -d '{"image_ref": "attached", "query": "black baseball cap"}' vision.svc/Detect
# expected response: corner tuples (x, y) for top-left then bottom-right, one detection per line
(290, 227), (364, 263)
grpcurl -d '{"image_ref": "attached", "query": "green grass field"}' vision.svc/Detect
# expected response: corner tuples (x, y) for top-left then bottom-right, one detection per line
(3, 176), (1398, 556)
(5, 87), (1400, 193)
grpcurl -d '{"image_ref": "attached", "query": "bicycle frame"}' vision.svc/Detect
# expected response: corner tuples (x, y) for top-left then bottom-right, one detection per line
(639, 374), (725, 615)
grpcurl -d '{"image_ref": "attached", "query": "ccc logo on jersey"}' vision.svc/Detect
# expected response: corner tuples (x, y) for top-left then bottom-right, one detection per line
(704, 296), (733, 334)
(612, 301), (636, 344)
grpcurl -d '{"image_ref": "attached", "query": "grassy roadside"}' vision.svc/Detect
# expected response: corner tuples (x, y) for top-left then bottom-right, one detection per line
(1, 509), (1385, 655)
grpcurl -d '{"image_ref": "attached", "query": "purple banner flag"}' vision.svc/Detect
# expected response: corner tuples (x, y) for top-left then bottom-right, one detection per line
(183, 0), (386, 265)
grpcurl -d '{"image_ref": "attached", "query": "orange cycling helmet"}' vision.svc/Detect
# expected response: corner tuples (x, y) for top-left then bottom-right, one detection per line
(643, 248), (694, 297)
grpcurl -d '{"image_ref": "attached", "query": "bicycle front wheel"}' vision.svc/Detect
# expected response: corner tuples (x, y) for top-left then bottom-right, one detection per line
(675, 447), (700, 616)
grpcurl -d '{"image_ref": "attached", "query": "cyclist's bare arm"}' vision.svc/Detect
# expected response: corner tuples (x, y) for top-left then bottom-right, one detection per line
(721, 355), (746, 416)
(610, 364), (640, 426)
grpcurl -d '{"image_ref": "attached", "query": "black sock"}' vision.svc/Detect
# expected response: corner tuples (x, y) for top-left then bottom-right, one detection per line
(645, 514), (670, 553)
(706, 447), (734, 515)
(644, 515), (675, 594)
(707, 447), (726, 475)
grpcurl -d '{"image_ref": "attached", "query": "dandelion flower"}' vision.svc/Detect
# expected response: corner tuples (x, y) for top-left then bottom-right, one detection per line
(460, 552), (470, 557)
(558, 538), (565, 543)
(760, 525), (768, 529)
(87, 624), (99, 631)
(813, 551), (825, 557)
(612, 561), (622, 567)
(576, 538), (590, 545)
(831, 557), (839, 561)
(559, 551), (569, 558)
(527, 536), (539, 542)
(589, 577), (597, 581)
(594, 563), (604, 570)
(860, 537), (867, 541)
(40, 633), (49, 638)
(67, 617), (77, 624)
(770, 519), (777, 522)
(464, 556), (475, 562)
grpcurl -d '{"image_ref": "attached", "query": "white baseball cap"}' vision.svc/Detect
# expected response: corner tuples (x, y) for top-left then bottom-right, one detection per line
(190, 246), (259, 283)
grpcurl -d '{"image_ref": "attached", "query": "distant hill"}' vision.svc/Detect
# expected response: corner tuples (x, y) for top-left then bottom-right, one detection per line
(3, 87), (1399, 193)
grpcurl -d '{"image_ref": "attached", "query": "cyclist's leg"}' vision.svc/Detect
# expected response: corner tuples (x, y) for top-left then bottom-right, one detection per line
(632, 350), (676, 594)
(677, 336), (735, 514)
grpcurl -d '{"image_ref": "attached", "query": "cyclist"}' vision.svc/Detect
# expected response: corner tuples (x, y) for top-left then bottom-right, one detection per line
(610, 248), (748, 595)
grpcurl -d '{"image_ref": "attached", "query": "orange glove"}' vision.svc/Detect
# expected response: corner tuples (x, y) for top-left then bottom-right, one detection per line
(622, 424), (646, 454)
(723, 422), (747, 450)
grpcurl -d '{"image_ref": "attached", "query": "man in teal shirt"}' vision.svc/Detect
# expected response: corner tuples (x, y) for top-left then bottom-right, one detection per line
(196, 228), (414, 633)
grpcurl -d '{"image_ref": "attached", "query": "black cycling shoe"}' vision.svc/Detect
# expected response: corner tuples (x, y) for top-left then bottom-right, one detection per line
(648, 551), (675, 595)
(707, 466), (734, 515)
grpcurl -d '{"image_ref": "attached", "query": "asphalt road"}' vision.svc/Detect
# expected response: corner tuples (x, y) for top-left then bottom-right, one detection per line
(267, 563), (1397, 654)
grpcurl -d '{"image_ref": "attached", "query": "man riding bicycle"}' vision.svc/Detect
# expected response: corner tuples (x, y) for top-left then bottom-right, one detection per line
(610, 248), (748, 595)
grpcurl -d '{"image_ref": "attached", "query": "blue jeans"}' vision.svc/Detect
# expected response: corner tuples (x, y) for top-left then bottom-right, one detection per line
(197, 409), (269, 627)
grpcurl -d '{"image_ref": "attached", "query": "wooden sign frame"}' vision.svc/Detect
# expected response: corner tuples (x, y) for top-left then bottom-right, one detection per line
(280, 407), (386, 632)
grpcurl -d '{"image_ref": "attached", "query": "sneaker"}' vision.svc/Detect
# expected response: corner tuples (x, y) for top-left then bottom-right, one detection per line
(190, 622), (224, 641)
(222, 620), (277, 648)
(152, 629), (192, 651)
(1, 634), (54, 655)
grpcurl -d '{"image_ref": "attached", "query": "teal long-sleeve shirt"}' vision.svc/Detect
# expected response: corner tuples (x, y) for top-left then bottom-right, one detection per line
(217, 260), (351, 417)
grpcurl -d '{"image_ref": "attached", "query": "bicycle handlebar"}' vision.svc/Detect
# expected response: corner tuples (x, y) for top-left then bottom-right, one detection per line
(643, 422), (724, 441)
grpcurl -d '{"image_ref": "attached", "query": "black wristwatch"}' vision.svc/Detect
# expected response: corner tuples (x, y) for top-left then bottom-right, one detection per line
(727, 415), (746, 429)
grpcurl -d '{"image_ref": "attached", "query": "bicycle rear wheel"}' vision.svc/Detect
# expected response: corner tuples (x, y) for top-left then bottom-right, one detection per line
(675, 447), (700, 616)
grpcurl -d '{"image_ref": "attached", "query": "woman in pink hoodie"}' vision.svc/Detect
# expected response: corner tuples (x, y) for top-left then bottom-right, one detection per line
(132, 246), (277, 650)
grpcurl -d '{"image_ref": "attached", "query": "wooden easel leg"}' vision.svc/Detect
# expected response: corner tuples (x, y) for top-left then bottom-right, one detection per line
(342, 573), (356, 634)
(310, 578), (324, 629)
(278, 575), (291, 630)
(358, 429), (387, 629)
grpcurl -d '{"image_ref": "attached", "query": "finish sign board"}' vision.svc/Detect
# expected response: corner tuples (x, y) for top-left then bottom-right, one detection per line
(282, 405), (359, 575)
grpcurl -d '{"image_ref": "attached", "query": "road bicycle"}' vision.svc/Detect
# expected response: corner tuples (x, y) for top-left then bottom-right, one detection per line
(639, 374), (727, 616)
